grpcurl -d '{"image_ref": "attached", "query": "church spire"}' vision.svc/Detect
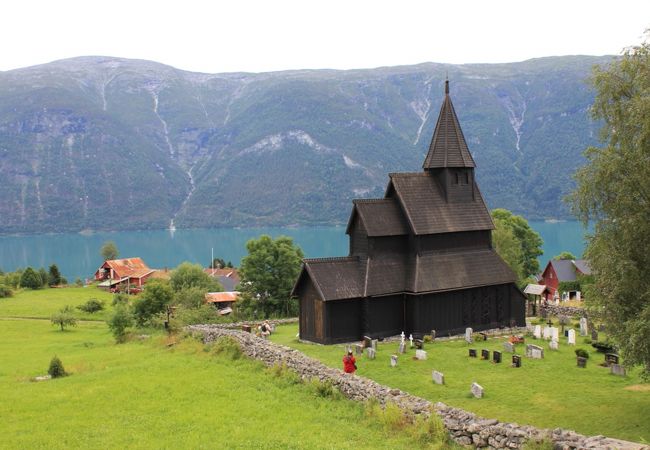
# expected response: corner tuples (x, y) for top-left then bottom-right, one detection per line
(422, 80), (476, 169)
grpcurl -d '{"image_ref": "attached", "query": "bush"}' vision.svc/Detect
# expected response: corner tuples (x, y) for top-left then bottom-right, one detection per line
(308, 378), (340, 399)
(592, 341), (617, 353)
(77, 298), (105, 313)
(20, 267), (43, 289)
(174, 304), (224, 326)
(133, 280), (173, 326)
(266, 362), (301, 385)
(48, 356), (67, 378)
(207, 336), (242, 360)
(410, 412), (448, 446)
(107, 305), (134, 343)
(575, 348), (590, 359)
(0, 284), (13, 298)
(112, 293), (129, 306)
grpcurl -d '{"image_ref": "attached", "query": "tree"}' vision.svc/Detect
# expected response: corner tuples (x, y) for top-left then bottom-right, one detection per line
(48, 356), (68, 378)
(239, 235), (304, 318)
(20, 267), (43, 289)
(101, 241), (119, 261)
(491, 209), (543, 279)
(133, 280), (174, 326)
(569, 34), (650, 377)
(51, 305), (77, 331)
(108, 304), (134, 343)
(48, 264), (62, 286)
(38, 267), (49, 287)
(170, 262), (222, 292)
(77, 298), (105, 313)
(554, 252), (577, 261)
(211, 258), (226, 269)
(491, 217), (525, 281)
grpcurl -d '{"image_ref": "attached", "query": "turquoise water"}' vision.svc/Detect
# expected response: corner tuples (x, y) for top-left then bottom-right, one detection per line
(0, 221), (590, 280)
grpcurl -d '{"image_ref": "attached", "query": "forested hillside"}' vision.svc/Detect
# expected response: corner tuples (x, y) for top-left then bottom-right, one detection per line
(0, 55), (611, 233)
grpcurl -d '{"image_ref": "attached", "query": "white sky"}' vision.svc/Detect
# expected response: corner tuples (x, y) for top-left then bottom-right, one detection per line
(2, 0), (649, 73)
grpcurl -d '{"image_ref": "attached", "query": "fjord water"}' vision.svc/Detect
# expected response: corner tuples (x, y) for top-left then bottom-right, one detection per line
(0, 222), (589, 280)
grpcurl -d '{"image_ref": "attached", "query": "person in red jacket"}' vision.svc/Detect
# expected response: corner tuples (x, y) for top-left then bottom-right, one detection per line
(343, 350), (357, 374)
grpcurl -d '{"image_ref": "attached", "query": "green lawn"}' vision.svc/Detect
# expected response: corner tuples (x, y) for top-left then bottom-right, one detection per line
(0, 289), (450, 449)
(270, 324), (650, 443)
(0, 286), (114, 320)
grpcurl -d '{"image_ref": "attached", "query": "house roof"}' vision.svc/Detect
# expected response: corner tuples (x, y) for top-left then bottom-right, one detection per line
(205, 292), (240, 303)
(423, 81), (476, 169)
(101, 258), (152, 279)
(298, 257), (365, 301)
(524, 284), (547, 295)
(573, 259), (591, 275)
(387, 172), (494, 235)
(345, 198), (409, 237)
(547, 259), (591, 281)
(205, 268), (241, 291)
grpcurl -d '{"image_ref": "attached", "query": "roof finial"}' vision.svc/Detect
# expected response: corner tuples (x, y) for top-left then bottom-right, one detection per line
(445, 73), (449, 95)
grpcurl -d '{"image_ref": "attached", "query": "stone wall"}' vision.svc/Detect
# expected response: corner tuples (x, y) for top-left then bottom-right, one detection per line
(187, 324), (644, 450)
(540, 305), (586, 318)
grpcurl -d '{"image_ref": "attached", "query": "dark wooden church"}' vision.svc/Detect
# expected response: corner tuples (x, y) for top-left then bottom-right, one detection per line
(292, 81), (525, 344)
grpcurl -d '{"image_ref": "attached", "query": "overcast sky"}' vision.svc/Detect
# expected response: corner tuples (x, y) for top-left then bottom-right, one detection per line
(2, 0), (648, 73)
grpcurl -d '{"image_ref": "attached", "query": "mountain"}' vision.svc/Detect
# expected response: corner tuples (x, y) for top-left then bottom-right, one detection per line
(0, 55), (612, 234)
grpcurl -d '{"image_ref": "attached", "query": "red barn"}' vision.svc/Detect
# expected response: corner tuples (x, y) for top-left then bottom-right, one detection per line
(538, 259), (591, 301)
(94, 257), (155, 291)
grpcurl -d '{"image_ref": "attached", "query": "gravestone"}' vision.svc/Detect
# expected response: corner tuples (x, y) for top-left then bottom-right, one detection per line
(543, 326), (552, 340)
(512, 355), (522, 367)
(363, 336), (372, 348)
(354, 344), (364, 355)
(481, 349), (490, 360)
(371, 339), (378, 351)
(430, 330), (436, 341)
(503, 341), (514, 353)
(493, 351), (502, 363)
(610, 363), (626, 377)
(534, 325), (542, 339)
(409, 334), (414, 348)
(366, 347), (376, 359)
(605, 353), (620, 366)
(416, 349), (427, 360)
(471, 382), (484, 398)
(549, 340), (559, 351)
(577, 356), (587, 368)
(469, 349), (477, 358)
(465, 328), (473, 344)
(400, 331), (405, 344)
(551, 327), (559, 342)
(532, 348), (543, 359)
(591, 330), (599, 341)
(242, 324), (252, 333)
(580, 317), (588, 336)
(432, 370), (445, 385)
(567, 329), (576, 345)
(398, 341), (406, 354)
(390, 354), (398, 367)
(526, 344), (544, 359)
(414, 339), (424, 350)
(564, 329), (569, 338)
(479, 332), (488, 341)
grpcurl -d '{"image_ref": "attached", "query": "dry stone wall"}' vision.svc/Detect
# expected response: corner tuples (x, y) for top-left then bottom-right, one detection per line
(540, 305), (586, 318)
(187, 324), (645, 450)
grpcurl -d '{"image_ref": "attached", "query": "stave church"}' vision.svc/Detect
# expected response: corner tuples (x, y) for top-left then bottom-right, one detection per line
(292, 81), (525, 344)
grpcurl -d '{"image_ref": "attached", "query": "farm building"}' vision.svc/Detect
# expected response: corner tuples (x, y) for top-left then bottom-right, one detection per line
(537, 259), (591, 302)
(94, 257), (155, 292)
(292, 81), (526, 344)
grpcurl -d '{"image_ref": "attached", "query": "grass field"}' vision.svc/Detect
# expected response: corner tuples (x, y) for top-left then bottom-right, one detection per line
(270, 324), (650, 443)
(0, 288), (452, 449)
(0, 286), (114, 320)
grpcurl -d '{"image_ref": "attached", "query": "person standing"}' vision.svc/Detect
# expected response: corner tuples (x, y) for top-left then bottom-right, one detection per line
(343, 350), (356, 374)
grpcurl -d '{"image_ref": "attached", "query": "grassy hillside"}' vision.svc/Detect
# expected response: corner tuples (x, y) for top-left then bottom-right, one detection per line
(270, 324), (650, 443)
(0, 288), (451, 449)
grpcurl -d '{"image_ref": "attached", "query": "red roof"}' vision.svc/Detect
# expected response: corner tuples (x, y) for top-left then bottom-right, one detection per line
(100, 258), (152, 279)
(205, 292), (240, 303)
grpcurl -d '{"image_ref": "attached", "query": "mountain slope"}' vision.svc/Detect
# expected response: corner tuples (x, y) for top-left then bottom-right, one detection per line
(0, 55), (612, 233)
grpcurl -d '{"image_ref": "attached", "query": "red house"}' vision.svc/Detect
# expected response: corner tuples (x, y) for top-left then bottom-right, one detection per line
(538, 259), (591, 301)
(94, 257), (155, 291)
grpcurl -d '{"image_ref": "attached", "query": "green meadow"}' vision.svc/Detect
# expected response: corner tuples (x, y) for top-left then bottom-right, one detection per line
(270, 324), (650, 443)
(0, 288), (451, 449)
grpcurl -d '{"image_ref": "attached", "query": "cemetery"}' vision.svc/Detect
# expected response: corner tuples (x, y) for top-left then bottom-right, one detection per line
(264, 319), (650, 444)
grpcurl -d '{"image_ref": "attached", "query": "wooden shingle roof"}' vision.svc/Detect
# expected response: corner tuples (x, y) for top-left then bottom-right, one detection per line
(388, 172), (494, 235)
(346, 198), (409, 237)
(301, 257), (365, 301)
(423, 81), (476, 169)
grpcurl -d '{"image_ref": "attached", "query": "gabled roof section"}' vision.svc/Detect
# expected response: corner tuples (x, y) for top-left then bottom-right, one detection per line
(103, 257), (151, 279)
(410, 249), (517, 293)
(423, 81), (476, 169)
(548, 259), (591, 281)
(297, 257), (365, 301)
(346, 198), (409, 237)
(388, 172), (494, 235)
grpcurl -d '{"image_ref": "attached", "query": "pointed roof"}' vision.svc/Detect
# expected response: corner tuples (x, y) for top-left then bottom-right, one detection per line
(423, 80), (476, 169)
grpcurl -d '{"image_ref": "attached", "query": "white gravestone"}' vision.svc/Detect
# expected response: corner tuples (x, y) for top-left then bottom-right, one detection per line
(543, 326), (552, 340)
(534, 325), (542, 339)
(465, 328), (473, 343)
(551, 327), (559, 342)
(568, 329), (576, 345)
(580, 318), (588, 336)
(354, 344), (364, 355)
(398, 341), (406, 354)
(549, 340), (559, 350)
(610, 364), (626, 377)
(503, 341), (515, 353)
(432, 370), (445, 385)
(390, 355), (398, 367)
(366, 347), (376, 359)
(471, 382), (484, 398)
(371, 339), (378, 350)
(409, 334), (414, 348)
(400, 331), (405, 344)
(532, 348), (543, 359)
(415, 349), (427, 360)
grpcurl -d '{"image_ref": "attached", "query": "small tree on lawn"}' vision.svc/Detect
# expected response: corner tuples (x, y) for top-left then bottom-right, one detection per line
(108, 305), (134, 343)
(133, 280), (174, 326)
(48, 356), (68, 378)
(51, 305), (77, 331)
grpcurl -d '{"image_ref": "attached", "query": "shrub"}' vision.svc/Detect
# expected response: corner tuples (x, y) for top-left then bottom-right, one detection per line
(266, 362), (301, 385)
(112, 293), (129, 306)
(107, 305), (134, 343)
(309, 378), (340, 399)
(48, 356), (67, 378)
(133, 280), (173, 326)
(523, 438), (554, 450)
(583, 338), (592, 345)
(174, 304), (223, 326)
(74, 278), (83, 287)
(423, 335), (433, 343)
(207, 336), (242, 360)
(77, 298), (105, 313)
(410, 412), (448, 446)
(0, 284), (13, 298)
(575, 348), (590, 359)
(592, 341), (617, 353)
(20, 267), (43, 289)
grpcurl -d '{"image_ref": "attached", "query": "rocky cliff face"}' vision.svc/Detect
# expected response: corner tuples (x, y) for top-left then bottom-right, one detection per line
(0, 55), (611, 233)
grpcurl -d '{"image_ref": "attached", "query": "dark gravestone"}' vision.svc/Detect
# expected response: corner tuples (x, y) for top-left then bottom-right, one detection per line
(605, 353), (620, 366)
(414, 339), (424, 350)
(591, 330), (599, 341)
(242, 325), (252, 333)
(481, 349), (490, 360)
(512, 355), (521, 368)
(564, 330), (569, 338)
(363, 336), (372, 348)
(493, 351), (502, 363)
(469, 349), (477, 358)
(577, 356), (588, 368)
(479, 332), (488, 341)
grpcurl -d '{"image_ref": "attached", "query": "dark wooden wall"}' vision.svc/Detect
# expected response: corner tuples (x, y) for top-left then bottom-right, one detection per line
(365, 295), (404, 338)
(417, 230), (490, 253)
(297, 276), (323, 343)
(326, 299), (362, 344)
(349, 215), (368, 257)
